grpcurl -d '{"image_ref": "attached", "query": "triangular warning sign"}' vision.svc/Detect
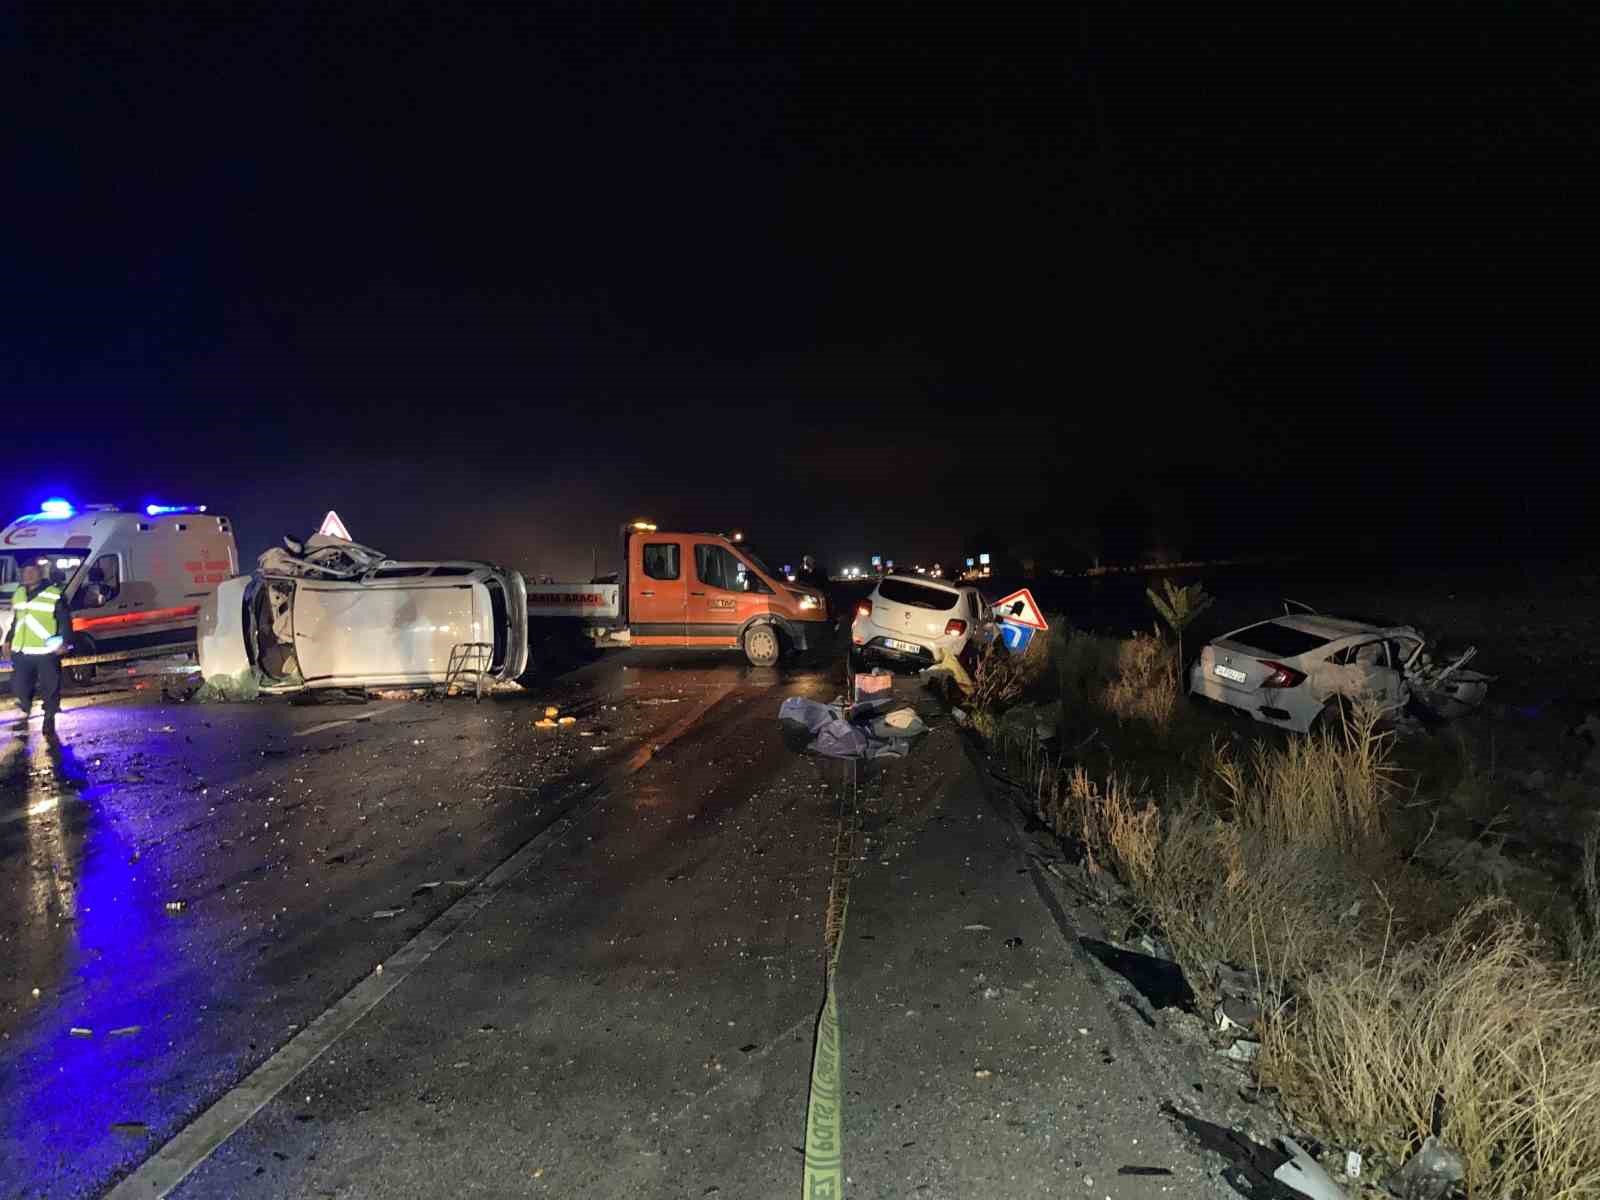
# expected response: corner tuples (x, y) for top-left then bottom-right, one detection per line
(318, 510), (352, 541)
(992, 587), (1048, 630)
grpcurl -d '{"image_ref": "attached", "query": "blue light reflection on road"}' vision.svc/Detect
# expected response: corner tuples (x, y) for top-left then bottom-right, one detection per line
(1, 714), (194, 1193)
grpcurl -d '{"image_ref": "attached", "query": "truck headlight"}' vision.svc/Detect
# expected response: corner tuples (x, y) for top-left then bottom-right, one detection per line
(798, 594), (820, 610)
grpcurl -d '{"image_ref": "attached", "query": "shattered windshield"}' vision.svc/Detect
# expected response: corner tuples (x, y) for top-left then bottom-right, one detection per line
(0, 550), (85, 590)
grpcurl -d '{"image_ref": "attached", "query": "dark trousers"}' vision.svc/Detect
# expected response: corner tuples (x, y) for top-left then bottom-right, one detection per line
(13, 654), (62, 718)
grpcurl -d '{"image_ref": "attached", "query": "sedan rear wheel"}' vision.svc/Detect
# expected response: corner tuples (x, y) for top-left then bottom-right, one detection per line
(743, 623), (781, 667)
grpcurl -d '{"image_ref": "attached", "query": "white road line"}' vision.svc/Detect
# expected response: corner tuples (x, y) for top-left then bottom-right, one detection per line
(292, 711), (379, 737)
(105, 783), (607, 1200)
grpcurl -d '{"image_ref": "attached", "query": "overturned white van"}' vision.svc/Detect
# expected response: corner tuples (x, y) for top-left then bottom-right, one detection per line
(198, 535), (529, 694)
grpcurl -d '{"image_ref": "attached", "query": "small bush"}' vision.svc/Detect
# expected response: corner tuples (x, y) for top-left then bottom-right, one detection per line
(1211, 700), (1396, 853)
(1054, 629), (1122, 706)
(1099, 632), (1178, 731)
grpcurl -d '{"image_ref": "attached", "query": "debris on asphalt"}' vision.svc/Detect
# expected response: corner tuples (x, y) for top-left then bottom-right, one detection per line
(558, 716), (576, 727)
(973, 1068), (992, 1079)
(69, 1027), (94, 1038)
(544, 706), (560, 718)
(1215, 996), (1261, 1033)
(853, 669), (893, 701)
(1385, 1136), (1466, 1200)
(1221, 1038), (1260, 1064)
(962, 923), (992, 931)
(412, 882), (442, 895)
(164, 900), (186, 914)
(1344, 1150), (1363, 1179)
(1213, 961), (1279, 1021)
(1274, 1137), (1347, 1200)
(1003, 936), (1024, 948)
(534, 718), (557, 729)
(777, 695), (923, 760)
(1080, 938), (1196, 1011)
(371, 908), (405, 919)
(636, 697), (682, 706)
(110, 1122), (150, 1136)
(108, 1025), (142, 1038)
(1162, 1104), (1292, 1195)
(1117, 1166), (1174, 1177)
(922, 647), (975, 696)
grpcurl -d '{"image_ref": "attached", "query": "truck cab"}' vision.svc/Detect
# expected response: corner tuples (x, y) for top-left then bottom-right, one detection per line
(526, 524), (832, 666)
(626, 528), (829, 664)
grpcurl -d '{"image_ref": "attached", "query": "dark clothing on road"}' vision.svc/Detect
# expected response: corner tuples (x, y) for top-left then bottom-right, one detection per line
(12, 653), (62, 720)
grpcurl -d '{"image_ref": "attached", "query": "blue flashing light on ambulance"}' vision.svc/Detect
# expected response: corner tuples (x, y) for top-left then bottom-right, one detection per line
(0, 500), (239, 681)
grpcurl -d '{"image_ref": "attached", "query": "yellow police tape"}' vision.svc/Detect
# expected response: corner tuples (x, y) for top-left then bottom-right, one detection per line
(802, 956), (845, 1198)
(802, 760), (860, 1199)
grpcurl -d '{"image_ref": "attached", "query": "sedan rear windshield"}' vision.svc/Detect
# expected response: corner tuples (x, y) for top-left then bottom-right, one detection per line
(877, 579), (960, 611)
(1227, 622), (1334, 658)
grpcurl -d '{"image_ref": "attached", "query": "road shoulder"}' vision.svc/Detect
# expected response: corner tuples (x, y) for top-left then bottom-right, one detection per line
(837, 715), (1231, 1198)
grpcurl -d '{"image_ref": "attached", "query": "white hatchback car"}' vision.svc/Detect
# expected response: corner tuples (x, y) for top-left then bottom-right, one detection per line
(1190, 612), (1430, 733)
(850, 575), (993, 671)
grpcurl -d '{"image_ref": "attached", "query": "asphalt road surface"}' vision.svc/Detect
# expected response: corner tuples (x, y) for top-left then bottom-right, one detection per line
(2, 651), (1232, 1199)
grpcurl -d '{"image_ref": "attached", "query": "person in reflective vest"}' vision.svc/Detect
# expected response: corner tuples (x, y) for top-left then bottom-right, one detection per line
(5, 562), (73, 735)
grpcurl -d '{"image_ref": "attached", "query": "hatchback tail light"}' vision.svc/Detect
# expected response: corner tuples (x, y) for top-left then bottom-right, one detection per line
(856, 600), (873, 620)
(944, 619), (967, 636)
(1259, 661), (1306, 689)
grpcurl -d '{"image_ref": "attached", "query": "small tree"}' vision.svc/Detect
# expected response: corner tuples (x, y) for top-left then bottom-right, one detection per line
(1146, 578), (1213, 668)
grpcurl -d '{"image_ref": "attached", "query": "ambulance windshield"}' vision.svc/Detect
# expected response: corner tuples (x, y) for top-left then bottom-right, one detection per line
(0, 551), (85, 589)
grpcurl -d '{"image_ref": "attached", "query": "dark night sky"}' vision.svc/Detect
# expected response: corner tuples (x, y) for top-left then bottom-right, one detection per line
(6, 3), (1596, 577)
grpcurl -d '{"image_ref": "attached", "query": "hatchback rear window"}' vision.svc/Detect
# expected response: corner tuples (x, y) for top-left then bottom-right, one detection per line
(1228, 622), (1334, 658)
(877, 579), (960, 611)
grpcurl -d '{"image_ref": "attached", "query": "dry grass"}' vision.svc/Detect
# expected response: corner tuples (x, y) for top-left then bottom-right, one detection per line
(1025, 695), (1600, 1198)
(1097, 631), (1179, 730)
(1565, 829), (1600, 996)
(1261, 899), (1600, 1199)
(1210, 700), (1398, 853)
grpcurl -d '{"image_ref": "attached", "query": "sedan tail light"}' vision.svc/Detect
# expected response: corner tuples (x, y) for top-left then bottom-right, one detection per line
(944, 619), (968, 636)
(856, 600), (874, 620)
(1259, 661), (1306, 689)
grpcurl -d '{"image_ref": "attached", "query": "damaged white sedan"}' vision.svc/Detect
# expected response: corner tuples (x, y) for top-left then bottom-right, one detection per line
(198, 534), (529, 693)
(1190, 607), (1490, 733)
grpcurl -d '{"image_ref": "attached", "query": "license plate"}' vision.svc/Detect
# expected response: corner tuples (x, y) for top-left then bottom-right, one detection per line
(884, 638), (921, 654)
(1213, 664), (1248, 683)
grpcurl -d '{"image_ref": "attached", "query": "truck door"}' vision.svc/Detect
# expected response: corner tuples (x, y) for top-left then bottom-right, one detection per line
(629, 537), (688, 646)
(688, 541), (767, 647)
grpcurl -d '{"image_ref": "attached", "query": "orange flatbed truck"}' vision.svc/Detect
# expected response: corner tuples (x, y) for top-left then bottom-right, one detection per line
(524, 522), (833, 666)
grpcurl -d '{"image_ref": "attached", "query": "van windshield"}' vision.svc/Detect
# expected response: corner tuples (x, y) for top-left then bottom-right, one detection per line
(739, 545), (779, 580)
(0, 550), (85, 590)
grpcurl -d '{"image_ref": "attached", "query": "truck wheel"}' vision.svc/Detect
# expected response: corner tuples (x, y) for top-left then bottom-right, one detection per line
(743, 623), (781, 667)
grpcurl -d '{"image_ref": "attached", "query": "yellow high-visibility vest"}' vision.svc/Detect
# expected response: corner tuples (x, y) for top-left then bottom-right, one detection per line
(10, 584), (64, 653)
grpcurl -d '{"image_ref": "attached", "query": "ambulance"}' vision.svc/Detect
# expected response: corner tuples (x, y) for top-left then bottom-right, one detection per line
(0, 500), (239, 679)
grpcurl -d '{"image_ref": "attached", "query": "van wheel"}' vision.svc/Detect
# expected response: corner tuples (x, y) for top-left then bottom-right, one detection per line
(743, 624), (781, 667)
(67, 636), (96, 687)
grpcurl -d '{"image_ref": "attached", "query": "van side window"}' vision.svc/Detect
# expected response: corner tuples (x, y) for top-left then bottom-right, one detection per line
(642, 543), (680, 581)
(695, 544), (771, 593)
(75, 555), (122, 610)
